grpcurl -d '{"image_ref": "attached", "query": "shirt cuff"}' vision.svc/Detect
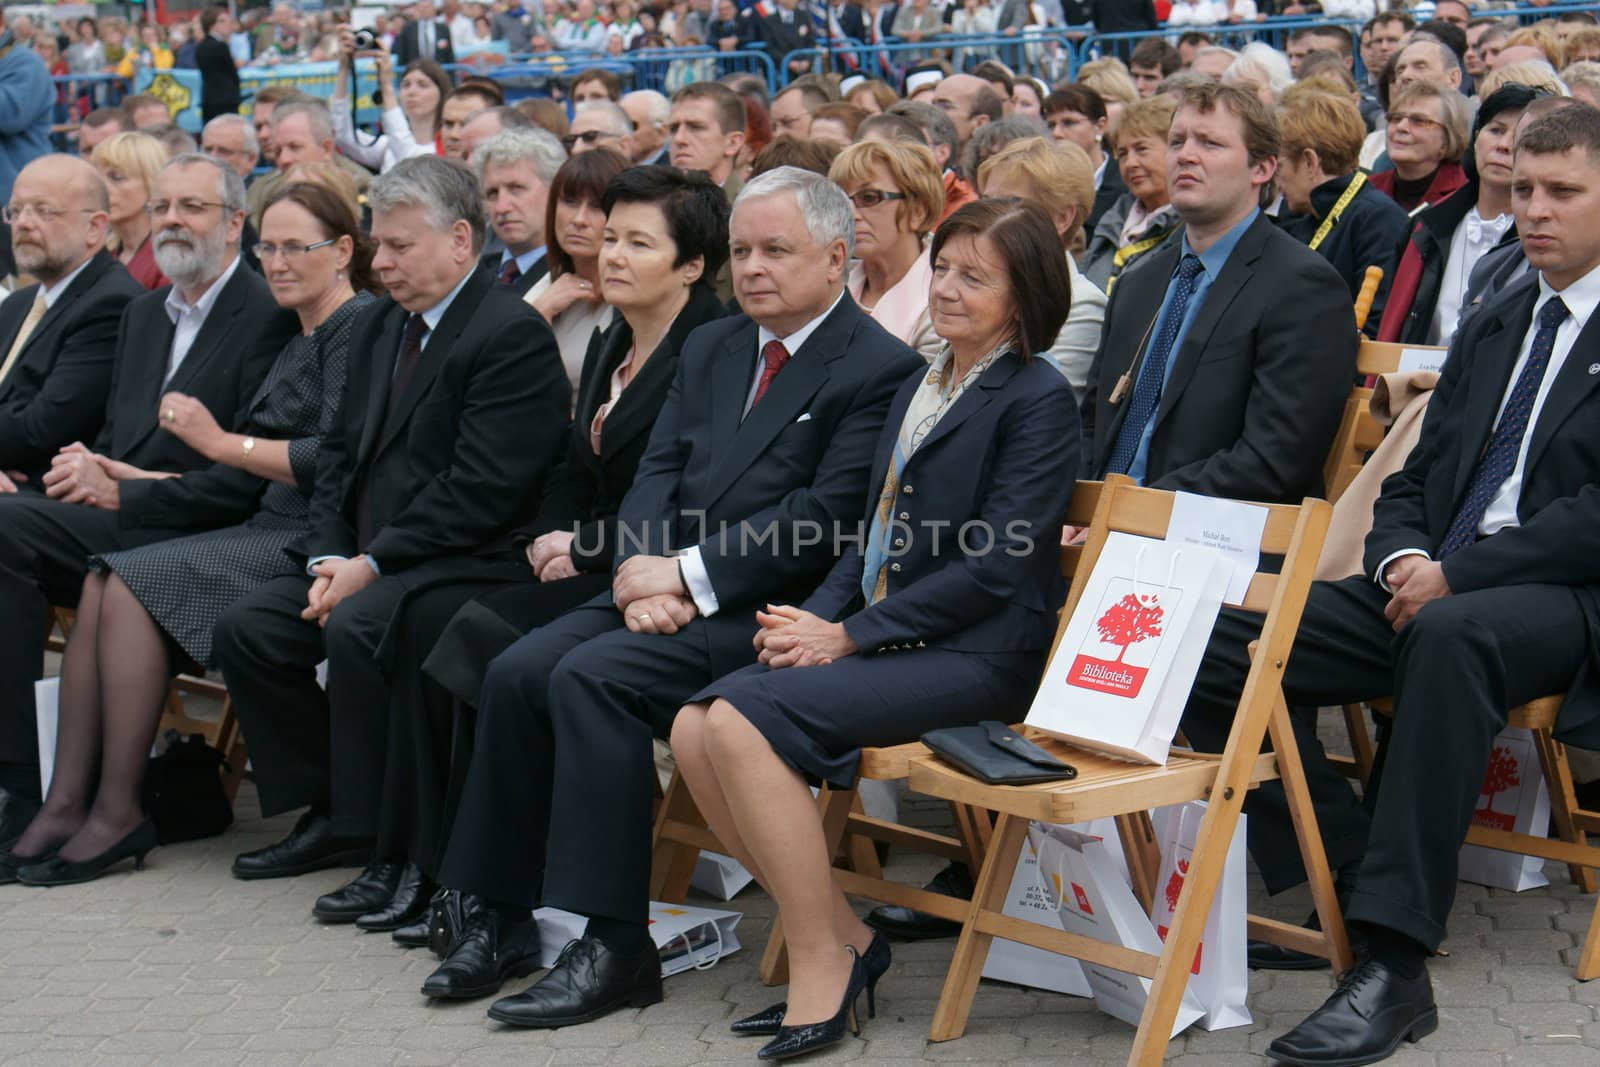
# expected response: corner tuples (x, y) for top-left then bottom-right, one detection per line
(307, 554), (346, 577)
(678, 546), (720, 617)
(366, 555), (382, 576)
(1374, 549), (1430, 592)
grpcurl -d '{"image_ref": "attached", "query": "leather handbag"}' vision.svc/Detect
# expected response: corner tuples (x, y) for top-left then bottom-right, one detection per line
(142, 732), (234, 844)
(921, 721), (1077, 785)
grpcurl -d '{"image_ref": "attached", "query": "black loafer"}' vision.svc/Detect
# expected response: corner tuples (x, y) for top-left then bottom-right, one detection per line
(0, 788), (41, 852)
(313, 861), (403, 923)
(1267, 958), (1437, 1066)
(392, 916), (431, 949)
(864, 862), (972, 941)
(420, 905), (541, 1000)
(357, 863), (434, 932)
(486, 935), (662, 1028)
(232, 810), (372, 881)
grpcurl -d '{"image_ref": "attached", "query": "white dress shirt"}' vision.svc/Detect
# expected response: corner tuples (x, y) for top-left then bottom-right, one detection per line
(163, 254), (242, 384)
(1376, 263), (1600, 588)
(1429, 207), (1513, 349)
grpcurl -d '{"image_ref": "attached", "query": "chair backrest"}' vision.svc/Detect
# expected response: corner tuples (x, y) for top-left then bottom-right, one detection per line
(1057, 478), (1110, 583)
(1321, 341), (1440, 504)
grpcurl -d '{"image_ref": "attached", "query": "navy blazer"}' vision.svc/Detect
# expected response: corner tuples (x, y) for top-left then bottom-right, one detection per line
(616, 294), (922, 675)
(801, 352), (1079, 655)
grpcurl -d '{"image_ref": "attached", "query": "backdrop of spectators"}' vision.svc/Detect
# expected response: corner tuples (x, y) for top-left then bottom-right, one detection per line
(1129, 38), (1181, 97)
(0, 10), (53, 204)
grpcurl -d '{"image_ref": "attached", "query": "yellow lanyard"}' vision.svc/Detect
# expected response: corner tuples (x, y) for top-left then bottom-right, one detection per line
(1107, 226), (1176, 296)
(1308, 171), (1368, 253)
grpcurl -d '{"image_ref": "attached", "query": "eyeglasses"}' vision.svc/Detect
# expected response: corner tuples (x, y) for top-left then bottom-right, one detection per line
(145, 199), (229, 218)
(253, 238), (338, 261)
(847, 189), (906, 209)
(1385, 111), (1443, 132)
(2, 203), (98, 224)
(560, 129), (621, 150)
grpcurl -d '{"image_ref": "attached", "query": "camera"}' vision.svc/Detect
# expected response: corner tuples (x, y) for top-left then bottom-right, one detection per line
(352, 27), (379, 50)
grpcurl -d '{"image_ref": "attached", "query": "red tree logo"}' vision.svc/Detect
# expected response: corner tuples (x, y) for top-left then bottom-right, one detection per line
(1163, 858), (1189, 912)
(1095, 592), (1164, 662)
(1474, 745), (1521, 831)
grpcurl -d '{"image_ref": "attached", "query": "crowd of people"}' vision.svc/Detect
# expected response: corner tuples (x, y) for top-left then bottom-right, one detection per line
(1, 0), (1600, 1064)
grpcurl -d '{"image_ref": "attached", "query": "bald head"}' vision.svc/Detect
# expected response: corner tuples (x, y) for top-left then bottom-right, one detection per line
(9, 155), (113, 284)
(931, 74), (1004, 147)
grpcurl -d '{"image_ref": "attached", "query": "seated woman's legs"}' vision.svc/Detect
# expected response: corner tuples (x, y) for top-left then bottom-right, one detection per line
(13, 572), (112, 858)
(55, 573), (171, 862)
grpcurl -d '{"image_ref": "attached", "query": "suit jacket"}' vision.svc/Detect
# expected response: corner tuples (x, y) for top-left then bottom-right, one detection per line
(760, 10), (816, 65)
(394, 19), (456, 66)
(195, 35), (240, 121)
(1375, 178), (1478, 344)
(1080, 212), (1357, 502)
(0, 251), (143, 483)
(298, 266), (569, 573)
(801, 353), (1079, 654)
(616, 294), (923, 674)
(105, 264), (299, 535)
(478, 249), (549, 298)
(1086, 155), (1125, 241)
(525, 283), (727, 570)
(1364, 273), (1600, 739)
(1277, 174), (1410, 339)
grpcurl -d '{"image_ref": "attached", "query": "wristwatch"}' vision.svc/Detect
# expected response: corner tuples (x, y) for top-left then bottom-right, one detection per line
(241, 436), (256, 469)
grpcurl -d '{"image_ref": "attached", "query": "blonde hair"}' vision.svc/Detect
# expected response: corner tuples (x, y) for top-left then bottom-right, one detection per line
(977, 136), (1095, 247)
(1506, 24), (1566, 68)
(1563, 59), (1600, 101)
(1478, 60), (1567, 99)
(1077, 58), (1140, 106)
(91, 131), (166, 198)
(828, 138), (944, 236)
(1109, 93), (1177, 151)
(282, 160), (362, 221)
(1388, 81), (1472, 162)
(1277, 89), (1366, 176)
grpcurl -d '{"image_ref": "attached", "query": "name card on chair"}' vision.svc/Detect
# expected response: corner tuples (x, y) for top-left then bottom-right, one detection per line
(1166, 493), (1267, 606)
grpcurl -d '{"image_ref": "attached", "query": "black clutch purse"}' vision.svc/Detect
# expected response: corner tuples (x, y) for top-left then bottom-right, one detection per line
(921, 721), (1077, 785)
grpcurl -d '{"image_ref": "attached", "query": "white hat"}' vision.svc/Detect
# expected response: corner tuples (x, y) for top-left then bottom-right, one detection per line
(905, 68), (943, 95)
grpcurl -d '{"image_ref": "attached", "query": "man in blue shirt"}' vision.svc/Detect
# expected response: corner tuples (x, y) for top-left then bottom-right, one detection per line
(0, 13), (53, 205)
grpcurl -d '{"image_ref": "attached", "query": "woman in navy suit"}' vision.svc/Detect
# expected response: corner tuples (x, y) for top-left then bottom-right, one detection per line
(671, 200), (1079, 1061)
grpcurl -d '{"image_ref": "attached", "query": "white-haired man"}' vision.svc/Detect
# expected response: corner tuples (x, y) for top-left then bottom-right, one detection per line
(620, 90), (671, 165)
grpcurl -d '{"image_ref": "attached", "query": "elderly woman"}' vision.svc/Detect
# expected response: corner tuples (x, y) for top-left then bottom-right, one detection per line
(1275, 88), (1410, 334)
(673, 199), (1076, 1059)
(2, 183), (377, 886)
(1377, 84), (1543, 346)
(1370, 81), (1470, 214)
(312, 166), (732, 941)
(92, 131), (169, 290)
(978, 137), (1108, 399)
(526, 148), (629, 393)
(1081, 93), (1179, 292)
(332, 30), (449, 172)
(830, 139), (946, 360)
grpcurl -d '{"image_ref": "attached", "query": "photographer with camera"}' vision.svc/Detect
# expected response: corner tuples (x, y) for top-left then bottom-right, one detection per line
(330, 25), (447, 174)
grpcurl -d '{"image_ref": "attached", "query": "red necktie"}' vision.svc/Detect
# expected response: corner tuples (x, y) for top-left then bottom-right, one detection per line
(498, 259), (521, 287)
(751, 340), (790, 408)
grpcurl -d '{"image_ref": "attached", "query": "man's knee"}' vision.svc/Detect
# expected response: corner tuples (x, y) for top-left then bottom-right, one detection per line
(480, 630), (566, 712)
(1394, 596), (1492, 660)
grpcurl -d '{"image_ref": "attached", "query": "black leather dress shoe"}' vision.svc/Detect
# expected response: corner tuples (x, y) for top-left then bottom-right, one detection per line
(232, 810), (372, 881)
(1267, 958), (1437, 1066)
(392, 916), (431, 949)
(864, 862), (972, 941)
(357, 863), (434, 932)
(313, 861), (403, 923)
(420, 906), (541, 1000)
(429, 889), (475, 957)
(486, 936), (662, 1028)
(0, 788), (41, 851)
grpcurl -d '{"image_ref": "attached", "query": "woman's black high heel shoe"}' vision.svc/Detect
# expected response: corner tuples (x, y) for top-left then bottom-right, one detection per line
(732, 930), (890, 1037)
(755, 948), (867, 1061)
(16, 819), (157, 887)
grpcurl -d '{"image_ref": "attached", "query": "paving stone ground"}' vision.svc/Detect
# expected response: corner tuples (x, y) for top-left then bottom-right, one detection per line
(7, 693), (1599, 1065)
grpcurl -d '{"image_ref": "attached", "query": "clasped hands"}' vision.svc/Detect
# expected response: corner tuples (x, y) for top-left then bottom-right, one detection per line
(525, 530), (579, 583)
(612, 554), (696, 635)
(302, 556), (379, 627)
(753, 605), (857, 669)
(1382, 555), (1452, 632)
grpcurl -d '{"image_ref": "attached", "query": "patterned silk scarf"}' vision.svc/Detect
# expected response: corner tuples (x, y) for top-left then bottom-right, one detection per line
(859, 342), (1008, 605)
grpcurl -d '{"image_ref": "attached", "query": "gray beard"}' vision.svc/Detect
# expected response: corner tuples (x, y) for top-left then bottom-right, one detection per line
(153, 228), (228, 289)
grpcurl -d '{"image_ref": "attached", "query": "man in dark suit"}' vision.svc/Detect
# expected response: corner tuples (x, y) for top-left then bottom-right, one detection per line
(416, 167), (922, 1022)
(393, 2), (457, 66)
(473, 127), (567, 295)
(1186, 104), (1600, 1067)
(0, 153), (291, 835)
(761, 0), (818, 77)
(212, 156), (569, 883)
(196, 6), (242, 122)
(1080, 82), (1356, 502)
(0, 156), (142, 490)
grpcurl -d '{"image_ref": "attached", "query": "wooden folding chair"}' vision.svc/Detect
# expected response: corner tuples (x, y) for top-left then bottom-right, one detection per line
(647, 480), (1134, 986)
(907, 480), (1351, 1061)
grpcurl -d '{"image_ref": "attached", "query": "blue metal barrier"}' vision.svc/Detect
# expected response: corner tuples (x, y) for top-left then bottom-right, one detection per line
(783, 29), (1083, 87)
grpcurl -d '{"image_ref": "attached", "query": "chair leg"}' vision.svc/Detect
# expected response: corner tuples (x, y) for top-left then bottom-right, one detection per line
(951, 802), (992, 876)
(929, 812), (1027, 1042)
(1342, 703), (1376, 786)
(217, 698), (248, 803)
(1577, 893), (1600, 982)
(1269, 696), (1354, 973)
(1532, 729), (1597, 894)
(649, 770), (705, 904)
(759, 786), (857, 987)
(843, 793), (883, 879)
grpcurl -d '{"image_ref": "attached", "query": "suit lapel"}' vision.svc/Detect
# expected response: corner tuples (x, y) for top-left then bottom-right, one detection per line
(1524, 306), (1600, 478)
(116, 298), (179, 459)
(354, 304), (407, 469)
(1450, 285), (1538, 500)
(375, 269), (492, 455)
(162, 262), (249, 396)
(709, 317), (759, 456)
(910, 354), (1018, 457)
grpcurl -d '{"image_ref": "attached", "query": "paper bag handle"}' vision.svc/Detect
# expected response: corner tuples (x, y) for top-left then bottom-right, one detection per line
(1130, 542), (1183, 607)
(664, 918), (727, 971)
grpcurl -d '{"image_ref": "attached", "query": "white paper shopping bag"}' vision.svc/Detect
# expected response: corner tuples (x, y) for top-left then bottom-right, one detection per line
(690, 851), (755, 901)
(1032, 825), (1205, 1037)
(1458, 728), (1551, 892)
(534, 901), (743, 977)
(1026, 533), (1231, 763)
(1148, 802), (1251, 1031)
(35, 678), (59, 798)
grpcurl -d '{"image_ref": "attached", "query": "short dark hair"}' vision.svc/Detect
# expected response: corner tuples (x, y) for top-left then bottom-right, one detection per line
(253, 86), (312, 110)
(455, 77), (506, 106)
(547, 148), (630, 277)
(1043, 85), (1106, 125)
(1415, 20), (1468, 61)
(1295, 24), (1354, 58)
(1517, 101), (1600, 164)
(448, 83), (504, 111)
(121, 94), (165, 118)
(571, 69), (623, 100)
(83, 108), (134, 133)
(1367, 11), (1415, 34)
(1559, 10), (1600, 24)
(929, 198), (1070, 362)
(858, 112), (928, 146)
(1130, 38), (1182, 76)
(749, 136), (841, 178)
(970, 60), (1016, 97)
(673, 82), (747, 134)
(1177, 31), (1214, 49)
(601, 165), (731, 276)
(200, 5), (228, 34)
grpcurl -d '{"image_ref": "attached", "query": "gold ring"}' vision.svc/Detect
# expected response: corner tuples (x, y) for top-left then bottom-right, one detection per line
(163, 409), (175, 422)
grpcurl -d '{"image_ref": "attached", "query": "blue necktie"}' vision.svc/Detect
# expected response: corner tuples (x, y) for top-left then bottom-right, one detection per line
(1437, 295), (1570, 558)
(1103, 254), (1205, 477)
